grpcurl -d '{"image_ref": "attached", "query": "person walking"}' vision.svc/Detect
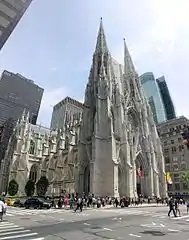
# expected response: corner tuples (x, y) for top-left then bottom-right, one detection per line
(0, 199), (5, 221)
(175, 199), (181, 217)
(168, 197), (177, 217)
(186, 200), (189, 214)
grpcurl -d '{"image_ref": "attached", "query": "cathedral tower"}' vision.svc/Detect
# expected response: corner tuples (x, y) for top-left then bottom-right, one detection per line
(78, 19), (167, 198)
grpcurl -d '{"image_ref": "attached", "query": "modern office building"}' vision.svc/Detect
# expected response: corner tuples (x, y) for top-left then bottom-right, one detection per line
(50, 96), (83, 130)
(140, 72), (166, 124)
(0, 0), (33, 50)
(0, 70), (43, 126)
(156, 76), (176, 120)
(157, 116), (189, 197)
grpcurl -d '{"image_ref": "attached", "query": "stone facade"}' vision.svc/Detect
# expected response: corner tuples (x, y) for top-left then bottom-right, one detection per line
(157, 116), (189, 196)
(77, 19), (167, 198)
(0, 110), (81, 196)
(1, 19), (167, 198)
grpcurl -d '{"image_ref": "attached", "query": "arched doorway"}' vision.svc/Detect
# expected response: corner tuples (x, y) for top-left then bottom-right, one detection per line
(83, 165), (90, 194)
(135, 152), (148, 197)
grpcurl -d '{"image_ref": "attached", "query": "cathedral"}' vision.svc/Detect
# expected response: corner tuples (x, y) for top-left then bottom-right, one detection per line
(0, 109), (81, 196)
(1, 19), (167, 198)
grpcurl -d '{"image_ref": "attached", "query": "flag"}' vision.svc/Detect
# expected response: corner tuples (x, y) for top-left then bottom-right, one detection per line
(137, 166), (142, 178)
(166, 172), (173, 184)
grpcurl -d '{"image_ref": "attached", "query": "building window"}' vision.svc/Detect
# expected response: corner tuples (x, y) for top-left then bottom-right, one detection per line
(65, 136), (69, 150)
(183, 183), (188, 190)
(181, 163), (186, 170)
(179, 145), (184, 152)
(29, 140), (35, 155)
(164, 148), (169, 154)
(175, 183), (180, 190)
(171, 140), (174, 144)
(29, 164), (37, 183)
(171, 146), (177, 153)
(173, 164), (179, 171)
(172, 156), (177, 162)
(165, 157), (170, 164)
(165, 165), (171, 172)
(178, 138), (182, 142)
(168, 184), (172, 191)
(164, 141), (167, 146)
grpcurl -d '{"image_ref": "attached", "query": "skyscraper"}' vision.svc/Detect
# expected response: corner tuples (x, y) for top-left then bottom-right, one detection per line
(0, 0), (33, 50)
(156, 76), (176, 120)
(0, 70), (43, 126)
(50, 96), (83, 130)
(140, 72), (166, 124)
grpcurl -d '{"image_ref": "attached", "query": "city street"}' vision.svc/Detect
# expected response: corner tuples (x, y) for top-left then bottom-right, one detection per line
(1, 205), (189, 239)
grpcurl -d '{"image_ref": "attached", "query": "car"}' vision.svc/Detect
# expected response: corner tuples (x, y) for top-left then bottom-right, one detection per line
(24, 197), (51, 209)
(13, 199), (25, 207)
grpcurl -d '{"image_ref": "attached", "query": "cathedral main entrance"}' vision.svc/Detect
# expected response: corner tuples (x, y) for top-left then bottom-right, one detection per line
(83, 165), (90, 194)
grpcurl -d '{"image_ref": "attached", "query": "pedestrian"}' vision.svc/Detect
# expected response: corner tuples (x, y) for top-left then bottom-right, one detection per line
(175, 199), (180, 217)
(0, 199), (5, 221)
(186, 201), (189, 214)
(168, 198), (177, 217)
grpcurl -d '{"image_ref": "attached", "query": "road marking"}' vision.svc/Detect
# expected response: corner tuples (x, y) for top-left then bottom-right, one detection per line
(0, 232), (38, 239)
(84, 223), (90, 226)
(168, 229), (180, 232)
(172, 215), (189, 220)
(59, 218), (64, 221)
(29, 238), (44, 240)
(0, 230), (30, 236)
(129, 233), (141, 238)
(0, 227), (24, 233)
(0, 225), (19, 229)
(103, 228), (113, 231)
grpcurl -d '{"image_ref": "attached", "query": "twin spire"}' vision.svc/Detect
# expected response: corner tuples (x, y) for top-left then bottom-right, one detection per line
(95, 18), (135, 75)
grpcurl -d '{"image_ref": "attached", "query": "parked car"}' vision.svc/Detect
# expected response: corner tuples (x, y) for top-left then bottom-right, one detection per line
(13, 199), (25, 207)
(24, 198), (51, 209)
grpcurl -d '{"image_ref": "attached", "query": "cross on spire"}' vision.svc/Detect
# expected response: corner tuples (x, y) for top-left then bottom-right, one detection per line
(95, 18), (109, 54)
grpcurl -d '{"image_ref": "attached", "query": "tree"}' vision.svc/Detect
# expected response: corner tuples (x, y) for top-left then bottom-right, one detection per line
(181, 171), (189, 183)
(36, 176), (49, 197)
(7, 179), (18, 196)
(25, 180), (35, 197)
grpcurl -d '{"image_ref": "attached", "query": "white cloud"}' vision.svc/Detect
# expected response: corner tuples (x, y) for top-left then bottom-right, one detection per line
(37, 87), (69, 127)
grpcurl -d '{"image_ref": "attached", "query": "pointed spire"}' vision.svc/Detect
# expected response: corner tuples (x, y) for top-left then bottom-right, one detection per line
(123, 38), (135, 76)
(21, 108), (26, 121)
(95, 18), (109, 54)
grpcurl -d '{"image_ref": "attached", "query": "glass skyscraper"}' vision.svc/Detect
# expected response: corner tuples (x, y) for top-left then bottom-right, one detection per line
(156, 76), (176, 120)
(140, 72), (166, 124)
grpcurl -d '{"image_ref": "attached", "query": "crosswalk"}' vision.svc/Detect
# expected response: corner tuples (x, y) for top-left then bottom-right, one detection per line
(96, 208), (189, 222)
(6, 207), (65, 217)
(0, 221), (44, 240)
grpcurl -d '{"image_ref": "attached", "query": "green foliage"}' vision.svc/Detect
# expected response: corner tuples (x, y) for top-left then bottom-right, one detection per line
(7, 180), (18, 196)
(36, 176), (49, 197)
(181, 171), (189, 183)
(25, 180), (35, 197)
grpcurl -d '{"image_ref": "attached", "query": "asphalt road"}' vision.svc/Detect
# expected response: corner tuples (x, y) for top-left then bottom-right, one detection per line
(2, 205), (189, 240)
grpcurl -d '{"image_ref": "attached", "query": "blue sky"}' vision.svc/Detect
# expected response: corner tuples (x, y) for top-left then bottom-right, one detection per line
(0, 0), (189, 127)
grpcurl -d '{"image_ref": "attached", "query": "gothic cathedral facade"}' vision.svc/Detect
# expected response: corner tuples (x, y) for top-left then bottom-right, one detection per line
(77, 19), (167, 198)
(2, 19), (167, 198)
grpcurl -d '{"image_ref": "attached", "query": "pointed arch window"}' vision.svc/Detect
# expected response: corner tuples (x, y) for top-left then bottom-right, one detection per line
(29, 140), (35, 155)
(75, 132), (78, 145)
(29, 164), (37, 183)
(65, 136), (69, 150)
